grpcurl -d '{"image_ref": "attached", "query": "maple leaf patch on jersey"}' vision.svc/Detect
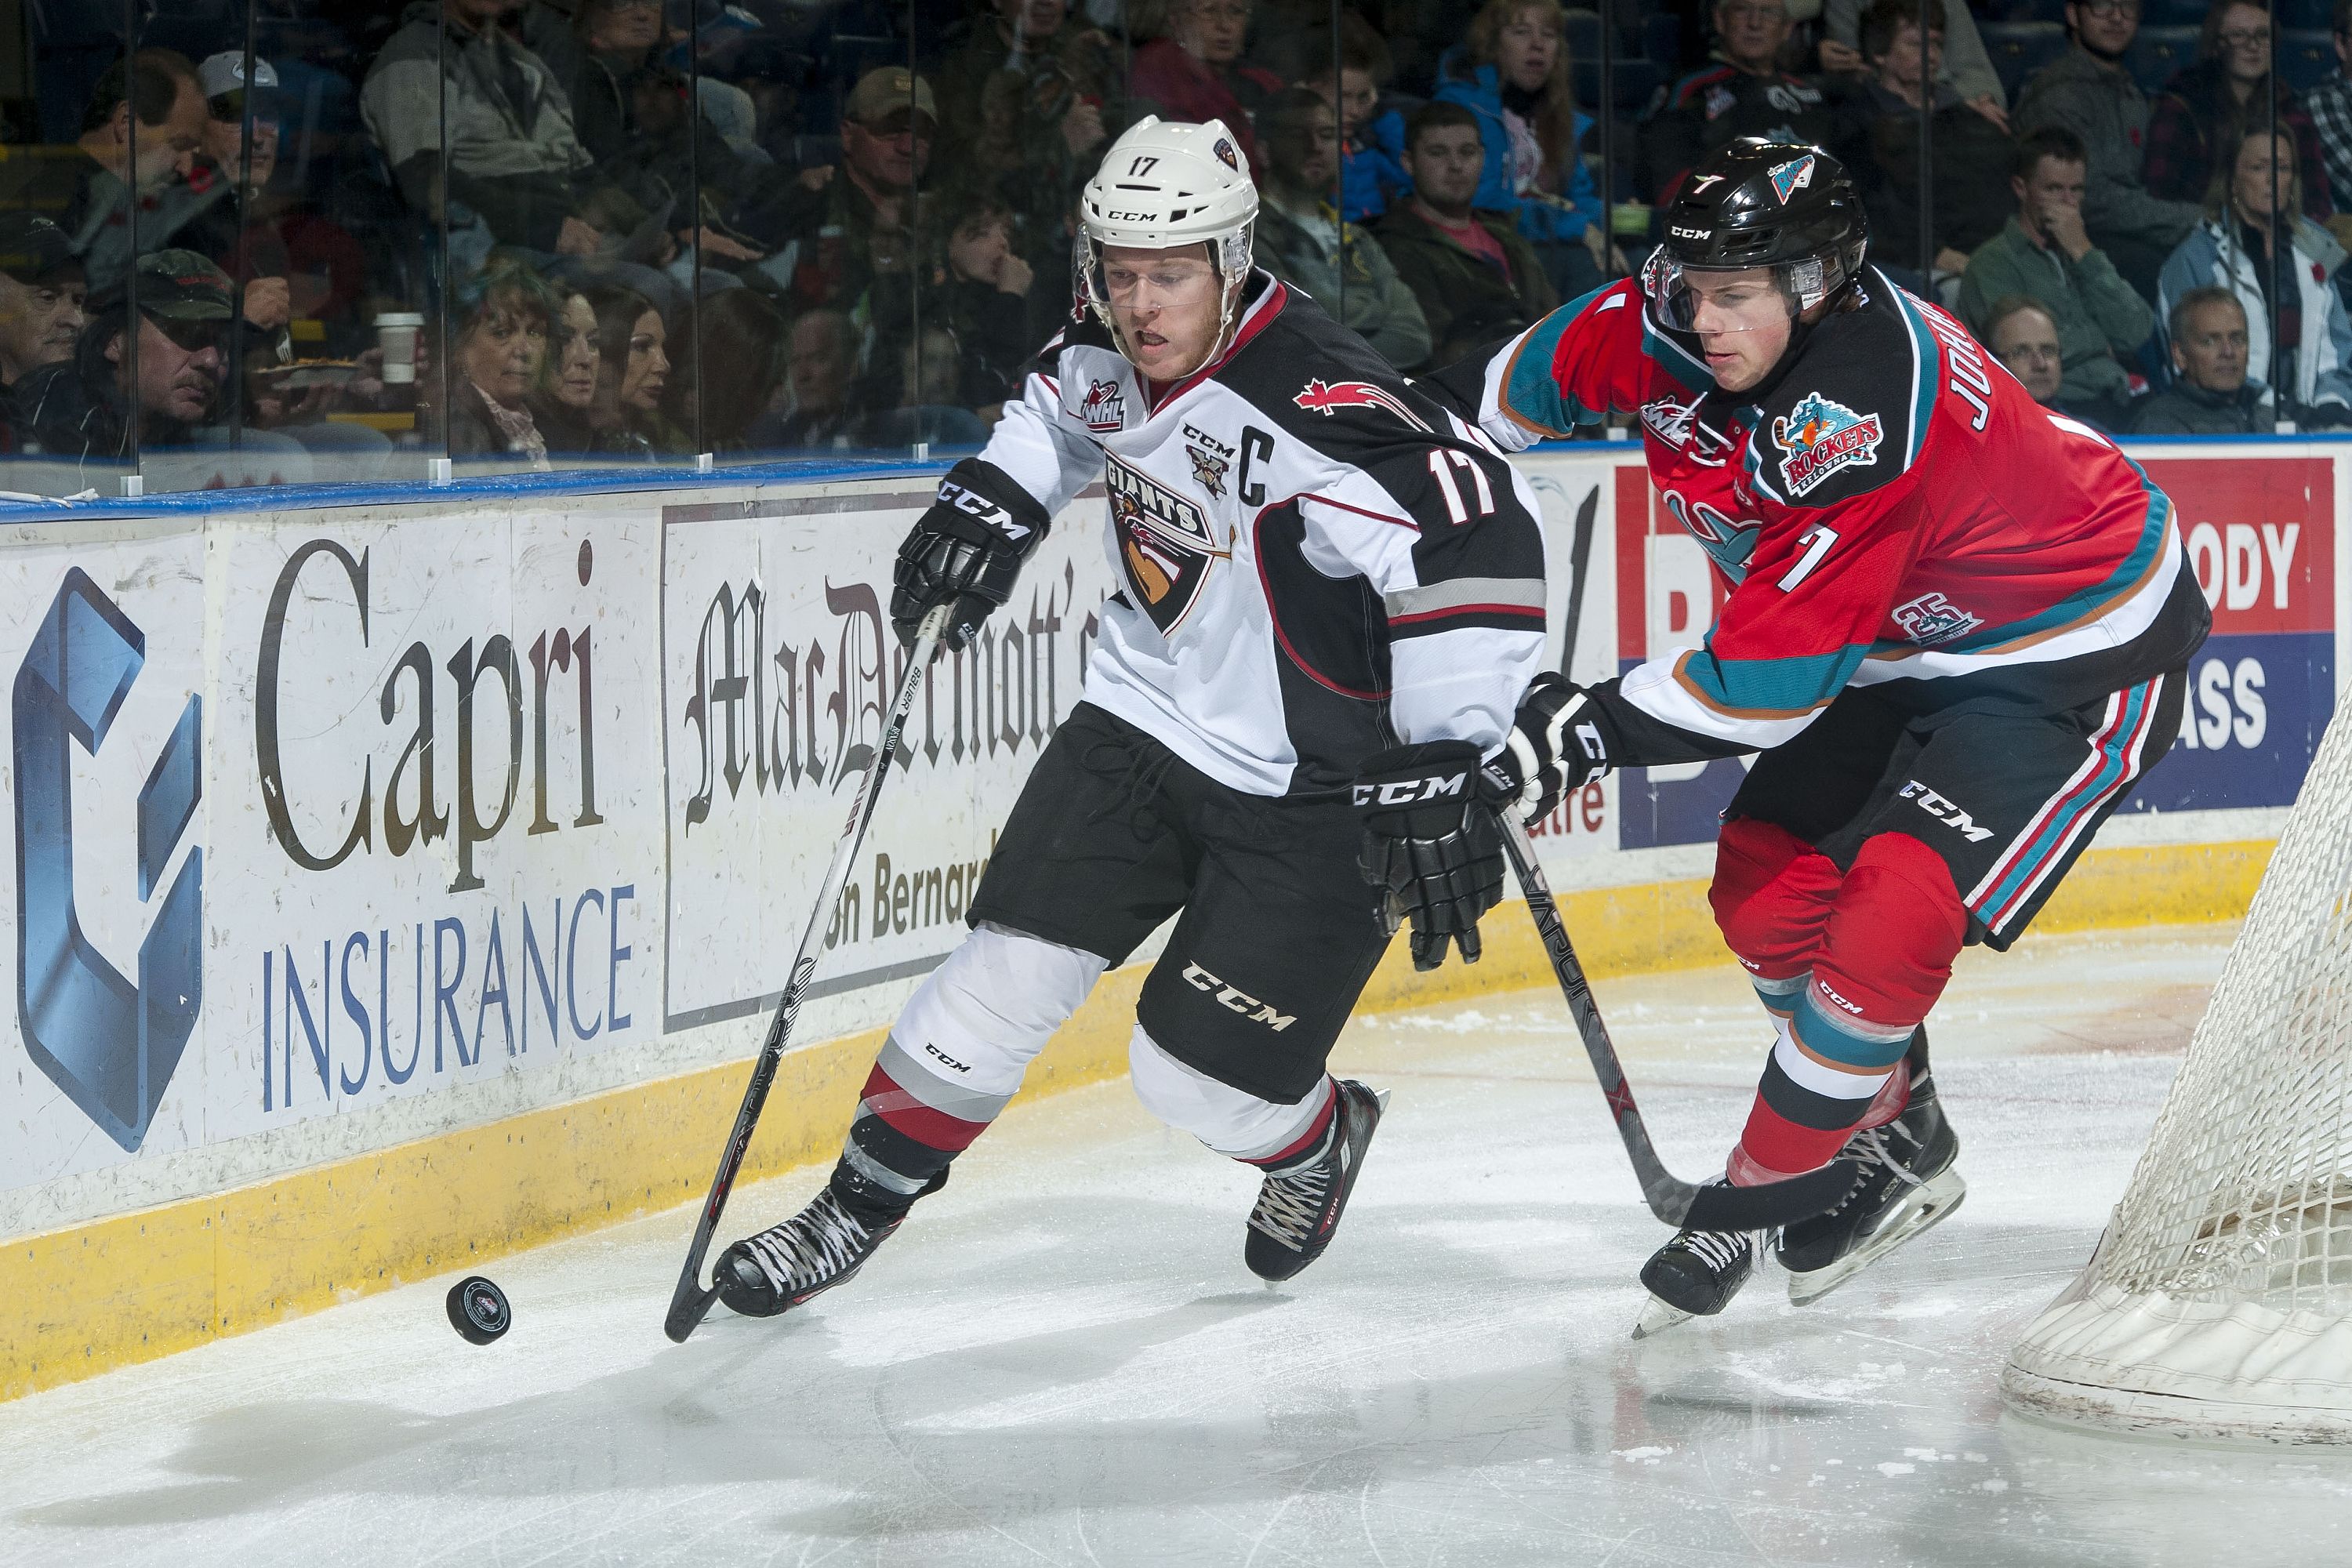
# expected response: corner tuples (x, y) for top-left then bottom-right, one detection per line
(1770, 391), (1883, 497)
(1294, 378), (1432, 433)
(1108, 453), (1225, 635)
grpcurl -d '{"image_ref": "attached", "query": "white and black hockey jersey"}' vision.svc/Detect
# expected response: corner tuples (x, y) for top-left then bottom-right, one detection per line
(943, 272), (1550, 798)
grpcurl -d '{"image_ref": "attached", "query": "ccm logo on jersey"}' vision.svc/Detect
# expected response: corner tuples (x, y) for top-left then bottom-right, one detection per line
(1181, 963), (1296, 1030)
(1352, 772), (1469, 806)
(1295, 378), (1433, 433)
(938, 481), (1030, 540)
(1771, 391), (1883, 496)
(1899, 780), (1996, 841)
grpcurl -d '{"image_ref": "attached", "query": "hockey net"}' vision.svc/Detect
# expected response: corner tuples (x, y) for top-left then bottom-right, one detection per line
(2002, 704), (2352, 1443)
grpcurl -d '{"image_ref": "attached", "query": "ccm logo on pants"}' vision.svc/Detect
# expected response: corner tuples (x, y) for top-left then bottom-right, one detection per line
(1182, 964), (1297, 1031)
(1898, 780), (1995, 842)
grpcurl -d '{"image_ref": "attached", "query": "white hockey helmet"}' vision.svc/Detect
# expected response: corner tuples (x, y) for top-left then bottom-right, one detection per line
(1076, 117), (1259, 362)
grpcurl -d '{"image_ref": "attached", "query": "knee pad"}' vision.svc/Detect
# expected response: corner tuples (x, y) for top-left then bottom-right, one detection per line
(1129, 1026), (1330, 1162)
(1711, 817), (1842, 985)
(891, 922), (1107, 1098)
(1810, 833), (1966, 1033)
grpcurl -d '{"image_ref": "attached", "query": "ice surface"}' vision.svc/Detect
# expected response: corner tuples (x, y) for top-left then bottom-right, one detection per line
(6, 925), (2347, 1567)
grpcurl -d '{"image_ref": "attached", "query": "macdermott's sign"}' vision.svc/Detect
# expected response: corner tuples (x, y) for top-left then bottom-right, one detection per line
(0, 444), (2338, 1233)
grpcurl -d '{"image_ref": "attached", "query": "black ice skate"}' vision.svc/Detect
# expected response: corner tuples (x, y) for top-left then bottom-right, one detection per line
(1777, 1085), (1964, 1306)
(1633, 1185), (1757, 1338)
(716, 1168), (946, 1318)
(1246, 1080), (1388, 1283)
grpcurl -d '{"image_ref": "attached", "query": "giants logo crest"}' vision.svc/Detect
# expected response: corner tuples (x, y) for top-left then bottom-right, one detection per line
(1108, 456), (1225, 635)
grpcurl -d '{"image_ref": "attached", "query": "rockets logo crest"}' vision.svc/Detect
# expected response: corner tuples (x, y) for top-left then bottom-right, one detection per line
(1108, 454), (1226, 635)
(1294, 378), (1432, 433)
(1078, 377), (1127, 432)
(1768, 154), (1817, 203)
(1770, 391), (1882, 497)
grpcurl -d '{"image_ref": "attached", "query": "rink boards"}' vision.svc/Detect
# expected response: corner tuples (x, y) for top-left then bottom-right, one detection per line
(0, 439), (2325, 1399)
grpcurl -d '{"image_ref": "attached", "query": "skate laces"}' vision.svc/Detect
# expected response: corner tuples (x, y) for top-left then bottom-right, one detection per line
(1678, 1228), (1751, 1272)
(739, 1191), (875, 1291)
(1849, 1122), (1928, 1189)
(1249, 1122), (1339, 1250)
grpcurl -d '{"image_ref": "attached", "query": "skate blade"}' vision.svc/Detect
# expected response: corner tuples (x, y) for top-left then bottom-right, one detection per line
(1630, 1294), (1697, 1340)
(1786, 1168), (1966, 1306)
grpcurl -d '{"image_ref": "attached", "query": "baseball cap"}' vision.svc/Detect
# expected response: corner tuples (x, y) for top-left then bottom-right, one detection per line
(0, 212), (80, 285)
(197, 51), (281, 116)
(132, 249), (235, 321)
(844, 67), (937, 125)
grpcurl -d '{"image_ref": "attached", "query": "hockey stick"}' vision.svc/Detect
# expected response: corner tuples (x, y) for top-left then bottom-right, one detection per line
(1496, 814), (1867, 1231)
(1556, 482), (1599, 678)
(663, 604), (951, 1344)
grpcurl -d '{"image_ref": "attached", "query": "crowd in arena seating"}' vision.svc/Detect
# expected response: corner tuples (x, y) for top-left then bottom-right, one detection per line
(2, 0), (2350, 487)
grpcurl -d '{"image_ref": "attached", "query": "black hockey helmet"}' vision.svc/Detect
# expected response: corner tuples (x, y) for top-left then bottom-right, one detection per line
(1646, 139), (1868, 333)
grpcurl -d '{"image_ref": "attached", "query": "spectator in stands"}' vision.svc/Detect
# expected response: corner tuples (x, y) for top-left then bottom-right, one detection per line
(0, 216), (88, 397)
(180, 53), (294, 337)
(2158, 127), (2352, 425)
(1832, 0), (2013, 284)
(866, 324), (993, 448)
(525, 0), (670, 166)
(445, 260), (559, 469)
(691, 288), (790, 452)
(20, 50), (209, 299)
(937, 196), (1043, 416)
(1817, 0), (2006, 121)
(1641, 0), (1835, 201)
(1433, 0), (1610, 301)
(1287, 16), (1410, 224)
(532, 288), (604, 456)
(936, 0), (1123, 267)
(757, 308), (863, 449)
(1375, 103), (1559, 368)
(1129, 0), (1284, 172)
(1983, 295), (2070, 407)
(751, 69), (937, 328)
(2134, 285), (2267, 432)
(1961, 129), (2155, 415)
(2145, 0), (2330, 221)
(2307, 0), (2352, 218)
(585, 283), (684, 455)
(2013, 0), (2203, 297)
(20, 249), (231, 470)
(1255, 89), (1432, 370)
(363, 0), (640, 261)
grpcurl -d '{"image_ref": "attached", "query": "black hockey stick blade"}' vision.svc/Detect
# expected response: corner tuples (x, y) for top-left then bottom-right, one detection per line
(1497, 815), (1868, 1232)
(1677, 1157), (1870, 1231)
(662, 605), (951, 1345)
(1557, 482), (1599, 677)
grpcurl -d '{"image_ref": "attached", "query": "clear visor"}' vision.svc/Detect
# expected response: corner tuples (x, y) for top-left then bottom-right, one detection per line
(1645, 251), (1833, 334)
(1075, 226), (1254, 361)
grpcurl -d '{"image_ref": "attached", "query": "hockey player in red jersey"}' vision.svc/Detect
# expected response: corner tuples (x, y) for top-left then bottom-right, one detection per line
(707, 118), (1548, 1319)
(1428, 139), (2209, 1332)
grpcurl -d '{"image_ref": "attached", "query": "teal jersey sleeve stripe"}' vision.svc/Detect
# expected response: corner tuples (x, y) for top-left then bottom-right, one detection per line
(1888, 285), (1939, 467)
(1682, 641), (1872, 714)
(1500, 289), (1612, 435)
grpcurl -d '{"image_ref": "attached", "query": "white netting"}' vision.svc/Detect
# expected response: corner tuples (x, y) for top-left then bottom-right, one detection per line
(2003, 700), (2352, 1443)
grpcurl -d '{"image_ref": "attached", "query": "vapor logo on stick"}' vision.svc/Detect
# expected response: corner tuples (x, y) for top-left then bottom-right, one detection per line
(13, 568), (203, 1152)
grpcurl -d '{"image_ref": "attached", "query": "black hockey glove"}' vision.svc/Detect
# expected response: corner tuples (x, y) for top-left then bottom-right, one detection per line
(891, 462), (1049, 652)
(1482, 672), (1613, 822)
(1356, 740), (1506, 972)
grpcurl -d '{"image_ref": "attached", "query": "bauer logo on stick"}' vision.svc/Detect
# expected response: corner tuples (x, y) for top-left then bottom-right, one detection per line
(1770, 392), (1882, 497)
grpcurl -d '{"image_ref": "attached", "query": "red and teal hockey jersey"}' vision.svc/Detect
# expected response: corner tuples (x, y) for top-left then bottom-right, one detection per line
(1446, 269), (2211, 762)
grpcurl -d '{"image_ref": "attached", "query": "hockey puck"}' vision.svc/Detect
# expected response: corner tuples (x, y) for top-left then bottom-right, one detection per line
(446, 1276), (511, 1345)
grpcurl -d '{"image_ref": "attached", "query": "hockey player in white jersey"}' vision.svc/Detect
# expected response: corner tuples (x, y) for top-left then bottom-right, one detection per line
(713, 118), (1549, 1317)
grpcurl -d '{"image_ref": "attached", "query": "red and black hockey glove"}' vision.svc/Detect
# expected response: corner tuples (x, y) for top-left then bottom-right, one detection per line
(1483, 672), (1613, 822)
(1356, 741), (1506, 971)
(891, 462), (1048, 651)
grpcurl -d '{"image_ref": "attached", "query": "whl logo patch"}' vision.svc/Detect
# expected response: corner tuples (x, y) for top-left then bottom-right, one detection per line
(1771, 391), (1882, 497)
(1078, 377), (1127, 432)
(15, 569), (203, 1152)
